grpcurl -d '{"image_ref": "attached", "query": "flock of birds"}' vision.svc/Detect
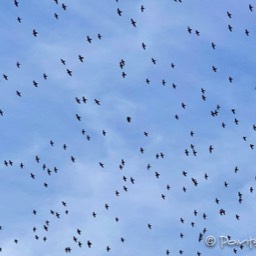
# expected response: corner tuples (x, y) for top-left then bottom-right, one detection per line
(0, 0), (256, 255)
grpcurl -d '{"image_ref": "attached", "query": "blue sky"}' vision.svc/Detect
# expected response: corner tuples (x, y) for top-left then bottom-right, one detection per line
(0, 0), (256, 255)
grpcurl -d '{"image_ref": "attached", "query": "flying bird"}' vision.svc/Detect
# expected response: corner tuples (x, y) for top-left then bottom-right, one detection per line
(32, 29), (38, 37)
(131, 18), (136, 27)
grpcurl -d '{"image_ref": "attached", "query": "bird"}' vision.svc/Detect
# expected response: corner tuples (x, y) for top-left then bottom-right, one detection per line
(131, 19), (136, 27)
(60, 58), (66, 65)
(75, 97), (81, 104)
(82, 96), (87, 103)
(94, 99), (100, 105)
(219, 209), (225, 215)
(119, 59), (125, 69)
(181, 102), (186, 109)
(78, 55), (84, 62)
(86, 36), (92, 43)
(212, 66), (217, 72)
(35, 155), (40, 163)
(122, 71), (127, 78)
(75, 114), (81, 121)
(64, 247), (71, 253)
(33, 80), (38, 87)
(117, 8), (122, 16)
(144, 131), (149, 137)
(130, 177), (135, 184)
(61, 3), (67, 10)
(151, 58), (156, 64)
(32, 29), (38, 37)
(87, 240), (92, 248)
(54, 13), (59, 19)
(66, 69), (72, 76)
(182, 171), (187, 177)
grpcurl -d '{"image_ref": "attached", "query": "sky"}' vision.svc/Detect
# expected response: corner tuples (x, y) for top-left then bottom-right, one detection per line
(0, 0), (256, 255)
